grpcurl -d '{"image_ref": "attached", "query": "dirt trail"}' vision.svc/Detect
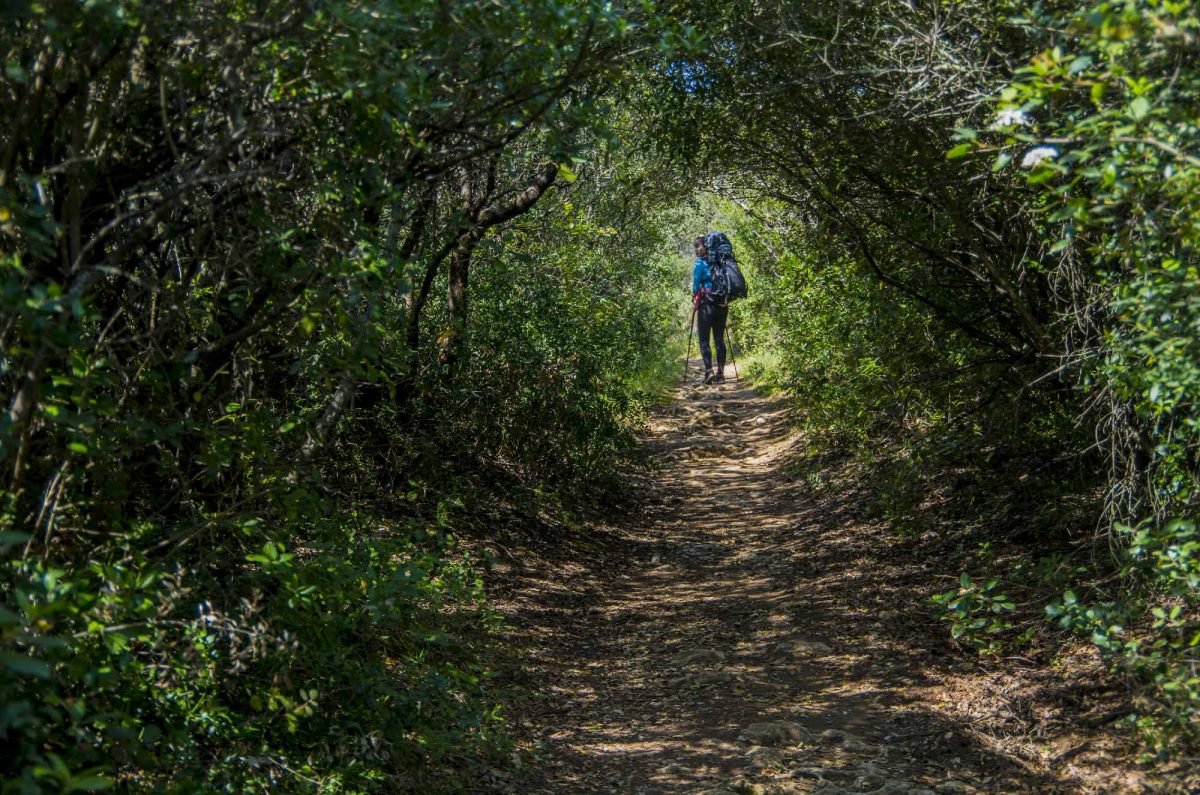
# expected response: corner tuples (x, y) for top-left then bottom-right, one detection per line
(489, 368), (1155, 794)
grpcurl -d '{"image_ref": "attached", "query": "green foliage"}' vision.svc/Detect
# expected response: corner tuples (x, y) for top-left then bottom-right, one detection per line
(700, 199), (952, 448)
(1043, 518), (1200, 753)
(969, 0), (1200, 747)
(931, 573), (1029, 656)
(0, 0), (683, 791)
(0, 510), (503, 793)
(866, 454), (930, 537)
(442, 172), (684, 492)
(981, 0), (1200, 523)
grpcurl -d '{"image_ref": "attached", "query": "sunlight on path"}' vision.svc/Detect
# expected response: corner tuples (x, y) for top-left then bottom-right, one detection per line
(497, 365), (1068, 795)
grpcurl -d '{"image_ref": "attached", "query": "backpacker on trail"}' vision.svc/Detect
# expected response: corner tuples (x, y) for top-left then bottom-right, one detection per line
(703, 231), (748, 303)
(687, 233), (746, 386)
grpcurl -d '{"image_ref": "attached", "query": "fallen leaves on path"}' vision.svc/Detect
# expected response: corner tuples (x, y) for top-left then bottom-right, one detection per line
(487, 368), (1174, 794)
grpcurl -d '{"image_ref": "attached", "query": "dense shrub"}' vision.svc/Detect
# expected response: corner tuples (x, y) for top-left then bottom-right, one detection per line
(0, 2), (683, 790)
(980, 0), (1200, 749)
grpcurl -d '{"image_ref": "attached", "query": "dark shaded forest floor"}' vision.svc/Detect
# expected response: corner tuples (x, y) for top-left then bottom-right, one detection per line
(483, 370), (1190, 794)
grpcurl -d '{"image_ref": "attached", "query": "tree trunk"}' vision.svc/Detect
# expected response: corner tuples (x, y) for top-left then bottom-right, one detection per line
(436, 161), (559, 367)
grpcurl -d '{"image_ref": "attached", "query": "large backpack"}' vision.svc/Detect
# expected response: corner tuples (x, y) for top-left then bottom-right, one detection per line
(703, 231), (748, 303)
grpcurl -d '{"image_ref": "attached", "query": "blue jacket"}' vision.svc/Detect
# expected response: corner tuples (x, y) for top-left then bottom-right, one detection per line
(692, 257), (712, 295)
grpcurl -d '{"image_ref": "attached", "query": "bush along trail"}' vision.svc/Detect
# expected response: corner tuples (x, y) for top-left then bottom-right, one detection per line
(490, 367), (1189, 795)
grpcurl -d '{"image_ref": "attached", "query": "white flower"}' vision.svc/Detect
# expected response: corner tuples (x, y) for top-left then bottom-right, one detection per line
(1020, 145), (1059, 168)
(991, 108), (1030, 128)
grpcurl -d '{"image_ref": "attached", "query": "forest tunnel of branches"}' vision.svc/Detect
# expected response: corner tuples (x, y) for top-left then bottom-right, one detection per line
(2, 1), (1199, 791)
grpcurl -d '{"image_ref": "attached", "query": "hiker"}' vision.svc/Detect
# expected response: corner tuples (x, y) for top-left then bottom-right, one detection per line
(692, 236), (728, 384)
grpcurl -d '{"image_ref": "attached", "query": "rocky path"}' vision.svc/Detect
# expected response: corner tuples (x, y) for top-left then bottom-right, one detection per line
(488, 368), (1150, 794)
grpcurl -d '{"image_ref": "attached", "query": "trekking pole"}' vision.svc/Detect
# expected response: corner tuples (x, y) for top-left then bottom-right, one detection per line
(726, 319), (740, 384)
(683, 300), (697, 381)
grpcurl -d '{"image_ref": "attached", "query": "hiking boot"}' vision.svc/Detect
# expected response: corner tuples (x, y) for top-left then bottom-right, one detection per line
(703, 369), (715, 384)
(714, 368), (725, 383)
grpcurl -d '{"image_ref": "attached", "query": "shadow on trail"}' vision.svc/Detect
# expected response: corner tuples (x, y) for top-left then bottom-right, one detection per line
(494, 366), (1080, 794)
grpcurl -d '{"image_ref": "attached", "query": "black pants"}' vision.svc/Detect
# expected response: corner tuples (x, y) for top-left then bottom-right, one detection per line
(697, 298), (728, 372)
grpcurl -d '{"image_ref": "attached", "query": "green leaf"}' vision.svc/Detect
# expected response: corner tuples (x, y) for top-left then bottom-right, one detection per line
(946, 143), (972, 160)
(1068, 56), (1092, 75)
(68, 776), (114, 792)
(557, 163), (578, 183)
(1129, 97), (1150, 120)
(0, 531), (31, 550)
(2, 652), (52, 678)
